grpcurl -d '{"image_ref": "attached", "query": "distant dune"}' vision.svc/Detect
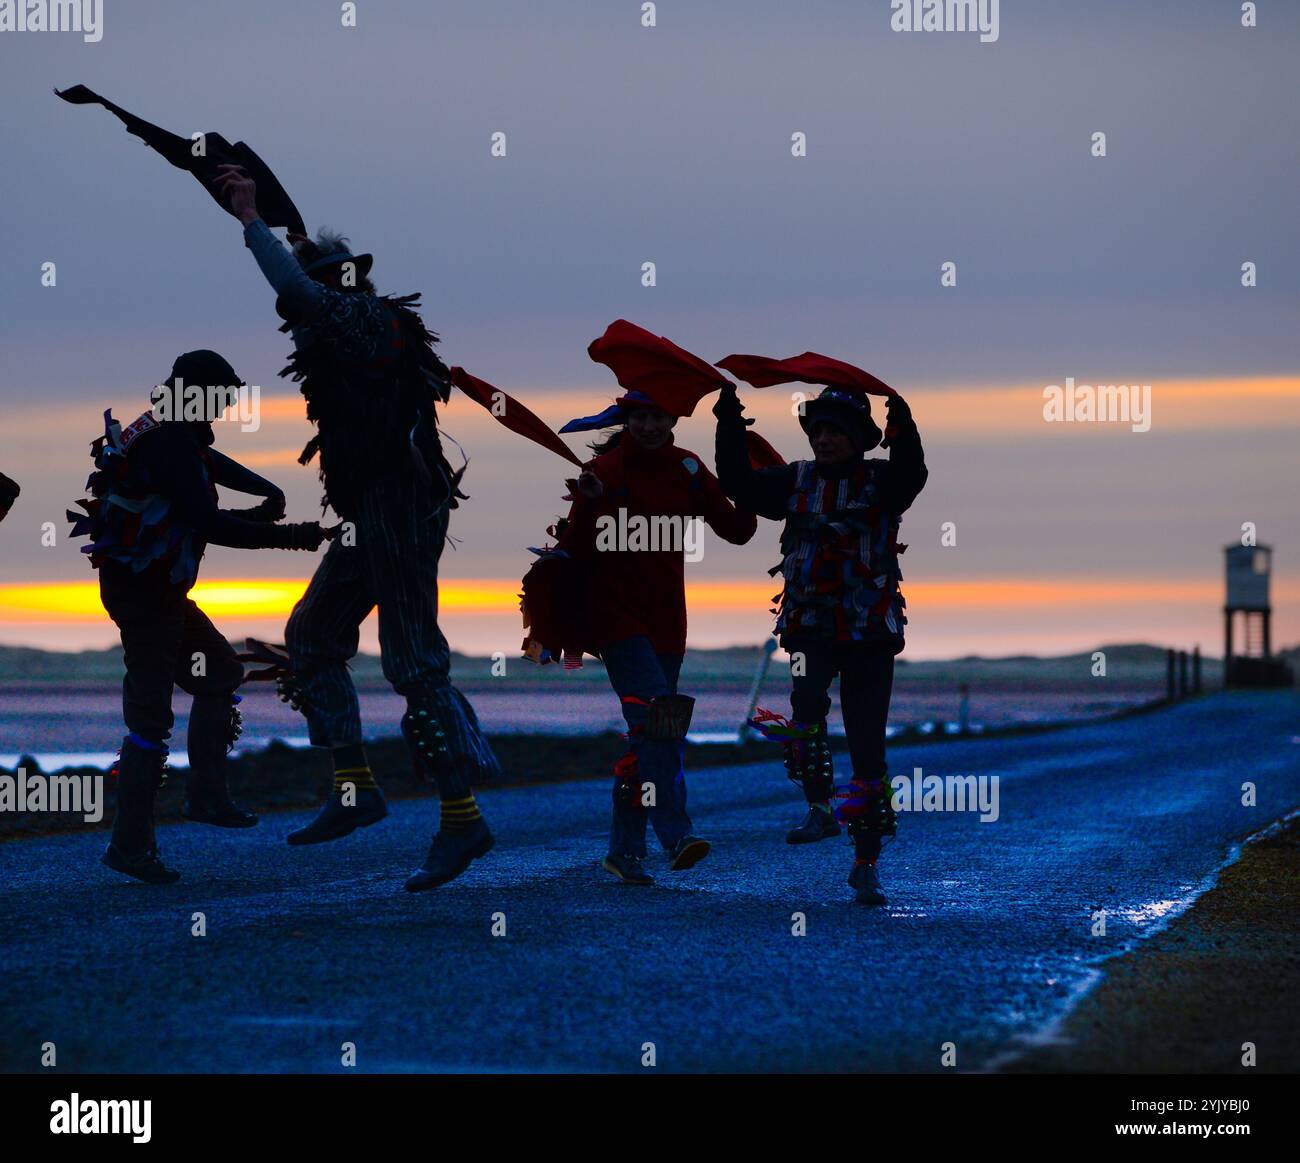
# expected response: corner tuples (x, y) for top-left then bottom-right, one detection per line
(0, 640), (1286, 689)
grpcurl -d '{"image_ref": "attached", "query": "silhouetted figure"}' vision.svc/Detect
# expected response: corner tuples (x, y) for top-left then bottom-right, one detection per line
(715, 364), (927, 906)
(0, 471), (18, 523)
(531, 322), (756, 885)
(218, 165), (500, 891)
(69, 351), (326, 884)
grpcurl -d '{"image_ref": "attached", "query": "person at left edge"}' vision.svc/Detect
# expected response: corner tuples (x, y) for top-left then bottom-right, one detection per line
(69, 350), (329, 884)
(0, 470), (19, 522)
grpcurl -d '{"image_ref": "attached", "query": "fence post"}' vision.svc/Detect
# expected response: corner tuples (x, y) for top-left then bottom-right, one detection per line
(738, 638), (779, 746)
(1166, 649), (1176, 700)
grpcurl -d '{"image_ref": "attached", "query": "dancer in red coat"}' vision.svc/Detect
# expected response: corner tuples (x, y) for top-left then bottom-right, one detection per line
(531, 322), (757, 885)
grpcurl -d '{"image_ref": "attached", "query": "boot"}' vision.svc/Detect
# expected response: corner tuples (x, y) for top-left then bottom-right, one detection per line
(786, 804), (841, 844)
(601, 852), (654, 886)
(849, 860), (887, 906)
(102, 735), (180, 885)
(182, 694), (258, 828)
(403, 817), (494, 891)
(286, 787), (388, 845)
(668, 835), (711, 871)
(782, 721), (835, 842)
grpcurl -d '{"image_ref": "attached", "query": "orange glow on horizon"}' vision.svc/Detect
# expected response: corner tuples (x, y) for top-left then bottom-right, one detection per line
(3, 575), (1296, 624)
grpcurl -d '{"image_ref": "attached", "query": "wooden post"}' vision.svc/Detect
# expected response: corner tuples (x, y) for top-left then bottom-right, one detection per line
(1193, 645), (1202, 694)
(1166, 648), (1176, 700)
(1224, 610), (1234, 689)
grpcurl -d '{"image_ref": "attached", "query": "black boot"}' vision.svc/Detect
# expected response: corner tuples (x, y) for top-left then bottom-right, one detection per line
(668, 835), (711, 871)
(849, 861), (887, 906)
(782, 722), (836, 842)
(601, 852), (655, 885)
(403, 818), (494, 892)
(286, 787), (388, 845)
(182, 694), (258, 828)
(102, 736), (180, 885)
(786, 804), (841, 844)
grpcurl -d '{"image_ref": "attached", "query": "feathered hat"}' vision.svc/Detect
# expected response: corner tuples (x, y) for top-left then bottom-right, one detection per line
(561, 320), (732, 432)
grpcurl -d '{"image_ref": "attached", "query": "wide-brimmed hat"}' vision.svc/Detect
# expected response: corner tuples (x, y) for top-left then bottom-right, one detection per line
(294, 230), (373, 280)
(799, 388), (881, 453)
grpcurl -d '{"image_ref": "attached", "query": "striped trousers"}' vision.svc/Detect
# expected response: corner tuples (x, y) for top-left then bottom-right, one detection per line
(285, 473), (501, 796)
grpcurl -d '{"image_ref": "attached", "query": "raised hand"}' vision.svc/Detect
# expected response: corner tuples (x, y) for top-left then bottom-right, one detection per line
(881, 393), (912, 448)
(712, 382), (748, 423)
(215, 163), (260, 225)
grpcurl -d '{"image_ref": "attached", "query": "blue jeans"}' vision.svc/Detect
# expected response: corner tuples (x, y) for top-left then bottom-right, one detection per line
(601, 636), (692, 858)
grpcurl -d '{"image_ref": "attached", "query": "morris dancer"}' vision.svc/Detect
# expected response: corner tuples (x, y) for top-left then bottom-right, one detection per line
(217, 165), (500, 891)
(713, 353), (928, 905)
(69, 351), (327, 883)
(526, 321), (757, 886)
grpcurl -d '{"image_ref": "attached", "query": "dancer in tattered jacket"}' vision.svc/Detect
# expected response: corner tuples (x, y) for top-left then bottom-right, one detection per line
(713, 353), (927, 905)
(70, 350), (326, 883)
(217, 164), (500, 891)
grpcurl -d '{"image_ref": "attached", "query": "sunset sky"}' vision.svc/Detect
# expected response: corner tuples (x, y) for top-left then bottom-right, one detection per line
(1, 1), (1296, 659)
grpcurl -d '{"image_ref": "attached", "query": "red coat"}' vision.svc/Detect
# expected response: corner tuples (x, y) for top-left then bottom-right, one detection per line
(559, 435), (757, 655)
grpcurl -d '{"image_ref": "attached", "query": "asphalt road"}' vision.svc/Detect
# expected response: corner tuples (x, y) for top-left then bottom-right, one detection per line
(1, 690), (1297, 1073)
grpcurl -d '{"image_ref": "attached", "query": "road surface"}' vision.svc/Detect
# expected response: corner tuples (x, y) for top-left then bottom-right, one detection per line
(0, 689), (1296, 1073)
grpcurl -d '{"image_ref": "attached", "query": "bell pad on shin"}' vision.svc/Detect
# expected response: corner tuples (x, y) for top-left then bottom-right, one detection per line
(402, 703), (451, 777)
(837, 777), (898, 837)
(275, 674), (307, 714)
(226, 699), (244, 752)
(643, 693), (695, 742)
(782, 724), (832, 792)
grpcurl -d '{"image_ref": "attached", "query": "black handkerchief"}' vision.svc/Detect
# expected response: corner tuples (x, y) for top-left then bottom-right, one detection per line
(56, 84), (307, 235)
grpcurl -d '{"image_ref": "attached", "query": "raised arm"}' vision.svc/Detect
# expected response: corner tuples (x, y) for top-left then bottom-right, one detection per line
(875, 395), (928, 515)
(241, 218), (324, 319)
(713, 384), (795, 521)
(216, 164), (325, 320)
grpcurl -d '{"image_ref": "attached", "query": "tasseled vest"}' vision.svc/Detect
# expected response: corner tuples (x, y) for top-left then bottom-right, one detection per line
(774, 459), (908, 647)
